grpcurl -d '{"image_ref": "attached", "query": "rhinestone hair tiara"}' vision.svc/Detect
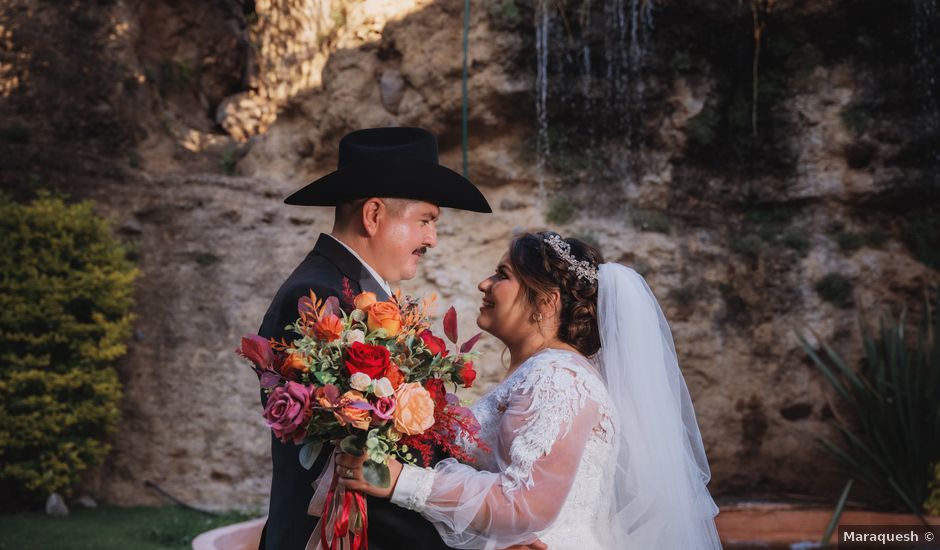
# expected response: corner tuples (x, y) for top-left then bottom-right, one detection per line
(543, 233), (598, 283)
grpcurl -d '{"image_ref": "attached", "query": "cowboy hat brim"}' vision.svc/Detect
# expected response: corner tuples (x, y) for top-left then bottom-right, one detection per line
(284, 157), (492, 213)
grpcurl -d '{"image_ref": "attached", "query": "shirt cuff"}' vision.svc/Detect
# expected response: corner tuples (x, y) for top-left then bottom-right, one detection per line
(390, 463), (435, 513)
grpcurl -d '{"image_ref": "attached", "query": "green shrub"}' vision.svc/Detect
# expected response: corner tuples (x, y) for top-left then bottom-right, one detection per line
(836, 230), (864, 253)
(841, 103), (873, 134)
(815, 273), (854, 308)
(902, 207), (940, 271)
(545, 197), (576, 225)
(781, 227), (810, 257)
(927, 463), (940, 516)
(730, 234), (762, 260)
(798, 292), (940, 515)
(686, 104), (719, 147)
(632, 208), (671, 234)
(0, 192), (138, 506)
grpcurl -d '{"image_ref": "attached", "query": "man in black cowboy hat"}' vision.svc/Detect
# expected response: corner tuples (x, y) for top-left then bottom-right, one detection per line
(256, 127), (490, 550)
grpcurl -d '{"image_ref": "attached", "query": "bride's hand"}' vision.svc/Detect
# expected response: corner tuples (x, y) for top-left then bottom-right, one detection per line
(333, 449), (403, 499)
(501, 539), (548, 550)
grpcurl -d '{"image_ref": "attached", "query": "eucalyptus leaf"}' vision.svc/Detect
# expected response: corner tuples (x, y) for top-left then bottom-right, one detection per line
(341, 434), (365, 456)
(363, 461), (391, 488)
(299, 441), (323, 470)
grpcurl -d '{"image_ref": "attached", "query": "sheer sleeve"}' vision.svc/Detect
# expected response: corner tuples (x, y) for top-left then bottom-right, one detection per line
(390, 358), (604, 549)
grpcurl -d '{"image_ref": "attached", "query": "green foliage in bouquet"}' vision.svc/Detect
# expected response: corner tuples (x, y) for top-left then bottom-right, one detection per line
(797, 290), (940, 516)
(0, 192), (139, 506)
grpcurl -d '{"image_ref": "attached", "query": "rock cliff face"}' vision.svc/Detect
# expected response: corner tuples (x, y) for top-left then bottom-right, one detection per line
(3, 0), (938, 509)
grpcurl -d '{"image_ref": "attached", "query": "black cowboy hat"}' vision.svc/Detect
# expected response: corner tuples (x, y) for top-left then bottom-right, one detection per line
(284, 127), (492, 213)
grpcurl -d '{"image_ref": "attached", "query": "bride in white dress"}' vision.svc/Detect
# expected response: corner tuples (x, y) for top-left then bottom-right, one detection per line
(333, 231), (722, 550)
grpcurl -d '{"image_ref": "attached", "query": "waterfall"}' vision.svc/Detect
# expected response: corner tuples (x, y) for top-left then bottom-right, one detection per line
(913, 0), (939, 164)
(533, 0), (654, 192)
(535, 0), (551, 197)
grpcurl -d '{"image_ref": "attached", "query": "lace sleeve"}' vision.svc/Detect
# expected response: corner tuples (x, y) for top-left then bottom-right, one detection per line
(390, 357), (605, 549)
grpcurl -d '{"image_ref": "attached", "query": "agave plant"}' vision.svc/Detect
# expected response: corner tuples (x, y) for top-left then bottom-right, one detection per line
(797, 290), (940, 517)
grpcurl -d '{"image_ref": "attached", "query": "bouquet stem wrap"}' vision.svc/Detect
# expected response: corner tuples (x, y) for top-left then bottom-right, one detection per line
(320, 475), (368, 550)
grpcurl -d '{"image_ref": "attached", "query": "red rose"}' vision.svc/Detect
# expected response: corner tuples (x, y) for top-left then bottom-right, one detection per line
(345, 341), (391, 379)
(457, 361), (477, 388)
(419, 330), (449, 357)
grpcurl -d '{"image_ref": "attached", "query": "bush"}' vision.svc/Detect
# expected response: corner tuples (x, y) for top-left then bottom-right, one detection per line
(927, 463), (940, 516)
(545, 197), (576, 225)
(815, 273), (854, 308)
(0, 192), (138, 506)
(798, 291), (940, 515)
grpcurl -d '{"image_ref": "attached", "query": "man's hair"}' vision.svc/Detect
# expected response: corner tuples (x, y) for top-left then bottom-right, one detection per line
(333, 198), (410, 230)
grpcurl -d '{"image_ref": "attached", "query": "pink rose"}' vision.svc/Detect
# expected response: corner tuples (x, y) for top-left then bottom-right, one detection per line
(263, 382), (313, 445)
(373, 396), (396, 420)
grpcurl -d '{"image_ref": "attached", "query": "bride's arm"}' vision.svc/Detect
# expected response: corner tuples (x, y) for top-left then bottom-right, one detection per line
(340, 362), (602, 549)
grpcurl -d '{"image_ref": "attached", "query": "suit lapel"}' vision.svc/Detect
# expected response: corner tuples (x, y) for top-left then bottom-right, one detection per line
(311, 234), (390, 301)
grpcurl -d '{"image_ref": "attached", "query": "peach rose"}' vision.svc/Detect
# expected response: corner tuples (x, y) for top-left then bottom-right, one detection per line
(334, 390), (372, 430)
(392, 382), (436, 435)
(313, 313), (344, 342)
(367, 301), (402, 337)
(354, 291), (378, 312)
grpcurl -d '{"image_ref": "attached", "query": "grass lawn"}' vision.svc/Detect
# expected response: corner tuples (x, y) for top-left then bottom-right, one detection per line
(0, 506), (258, 550)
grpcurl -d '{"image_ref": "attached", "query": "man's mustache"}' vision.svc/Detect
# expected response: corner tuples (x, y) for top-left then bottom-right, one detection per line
(414, 247), (428, 256)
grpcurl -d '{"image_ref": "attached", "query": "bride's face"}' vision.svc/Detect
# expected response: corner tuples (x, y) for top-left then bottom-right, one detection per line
(476, 252), (532, 342)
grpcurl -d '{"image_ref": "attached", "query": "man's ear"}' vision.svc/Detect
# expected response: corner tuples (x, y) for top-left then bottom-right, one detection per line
(361, 198), (385, 237)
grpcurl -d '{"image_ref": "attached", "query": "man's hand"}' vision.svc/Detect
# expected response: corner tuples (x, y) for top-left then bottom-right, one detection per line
(334, 449), (403, 499)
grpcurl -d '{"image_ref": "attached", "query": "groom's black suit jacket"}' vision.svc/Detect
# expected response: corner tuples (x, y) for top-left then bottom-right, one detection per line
(256, 234), (453, 550)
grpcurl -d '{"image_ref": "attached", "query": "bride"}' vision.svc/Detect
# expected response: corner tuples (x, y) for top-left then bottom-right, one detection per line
(332, 231), (722, 549)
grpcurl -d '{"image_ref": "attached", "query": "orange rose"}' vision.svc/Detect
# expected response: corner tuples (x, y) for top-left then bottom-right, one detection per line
(392, 382), (435, 435)
(367, 301), (402, 337)
(354, 291), (378, 312)
(384, 363), (405, 389)
(334, 390), (372, 430)
(279, 352), (307, 380)
(313, 313), (343, 342)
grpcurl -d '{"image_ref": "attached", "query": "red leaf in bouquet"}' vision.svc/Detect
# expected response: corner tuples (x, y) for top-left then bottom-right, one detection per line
(425, 378), (447, 412)
(443, 306), (458, 344)
(459, 332), (483, 354)
(259, 371), (281, 389)
(236, 335), (276, 369)
(320, 295), (341, 318)
(419, 330), (448, 357)
(345, 341), (391, 379)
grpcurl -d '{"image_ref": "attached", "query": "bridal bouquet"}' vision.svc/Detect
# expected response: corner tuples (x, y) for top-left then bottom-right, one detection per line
(236, 285), (486, 550)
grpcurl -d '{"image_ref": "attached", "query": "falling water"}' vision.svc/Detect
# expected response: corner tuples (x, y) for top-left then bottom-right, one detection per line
(535, 0), (550, 197)
(912, 0), (939, 164)
(533, 0), (654, 193)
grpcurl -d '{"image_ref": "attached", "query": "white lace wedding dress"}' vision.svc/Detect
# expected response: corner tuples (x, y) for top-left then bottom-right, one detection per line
(390, 348), (618, 550)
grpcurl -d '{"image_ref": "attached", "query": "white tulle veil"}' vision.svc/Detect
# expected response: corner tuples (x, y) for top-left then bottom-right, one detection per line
(596, 263), (721, 549)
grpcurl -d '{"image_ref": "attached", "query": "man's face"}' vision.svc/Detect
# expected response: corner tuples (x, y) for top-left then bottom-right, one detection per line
(372, 200), (440, 283)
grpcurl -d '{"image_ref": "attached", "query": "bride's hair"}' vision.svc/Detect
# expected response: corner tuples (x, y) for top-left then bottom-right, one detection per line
(508, 232), (604, 356)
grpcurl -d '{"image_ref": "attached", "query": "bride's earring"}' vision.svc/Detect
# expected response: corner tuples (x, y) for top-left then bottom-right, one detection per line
(531, 312), (542, 323)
